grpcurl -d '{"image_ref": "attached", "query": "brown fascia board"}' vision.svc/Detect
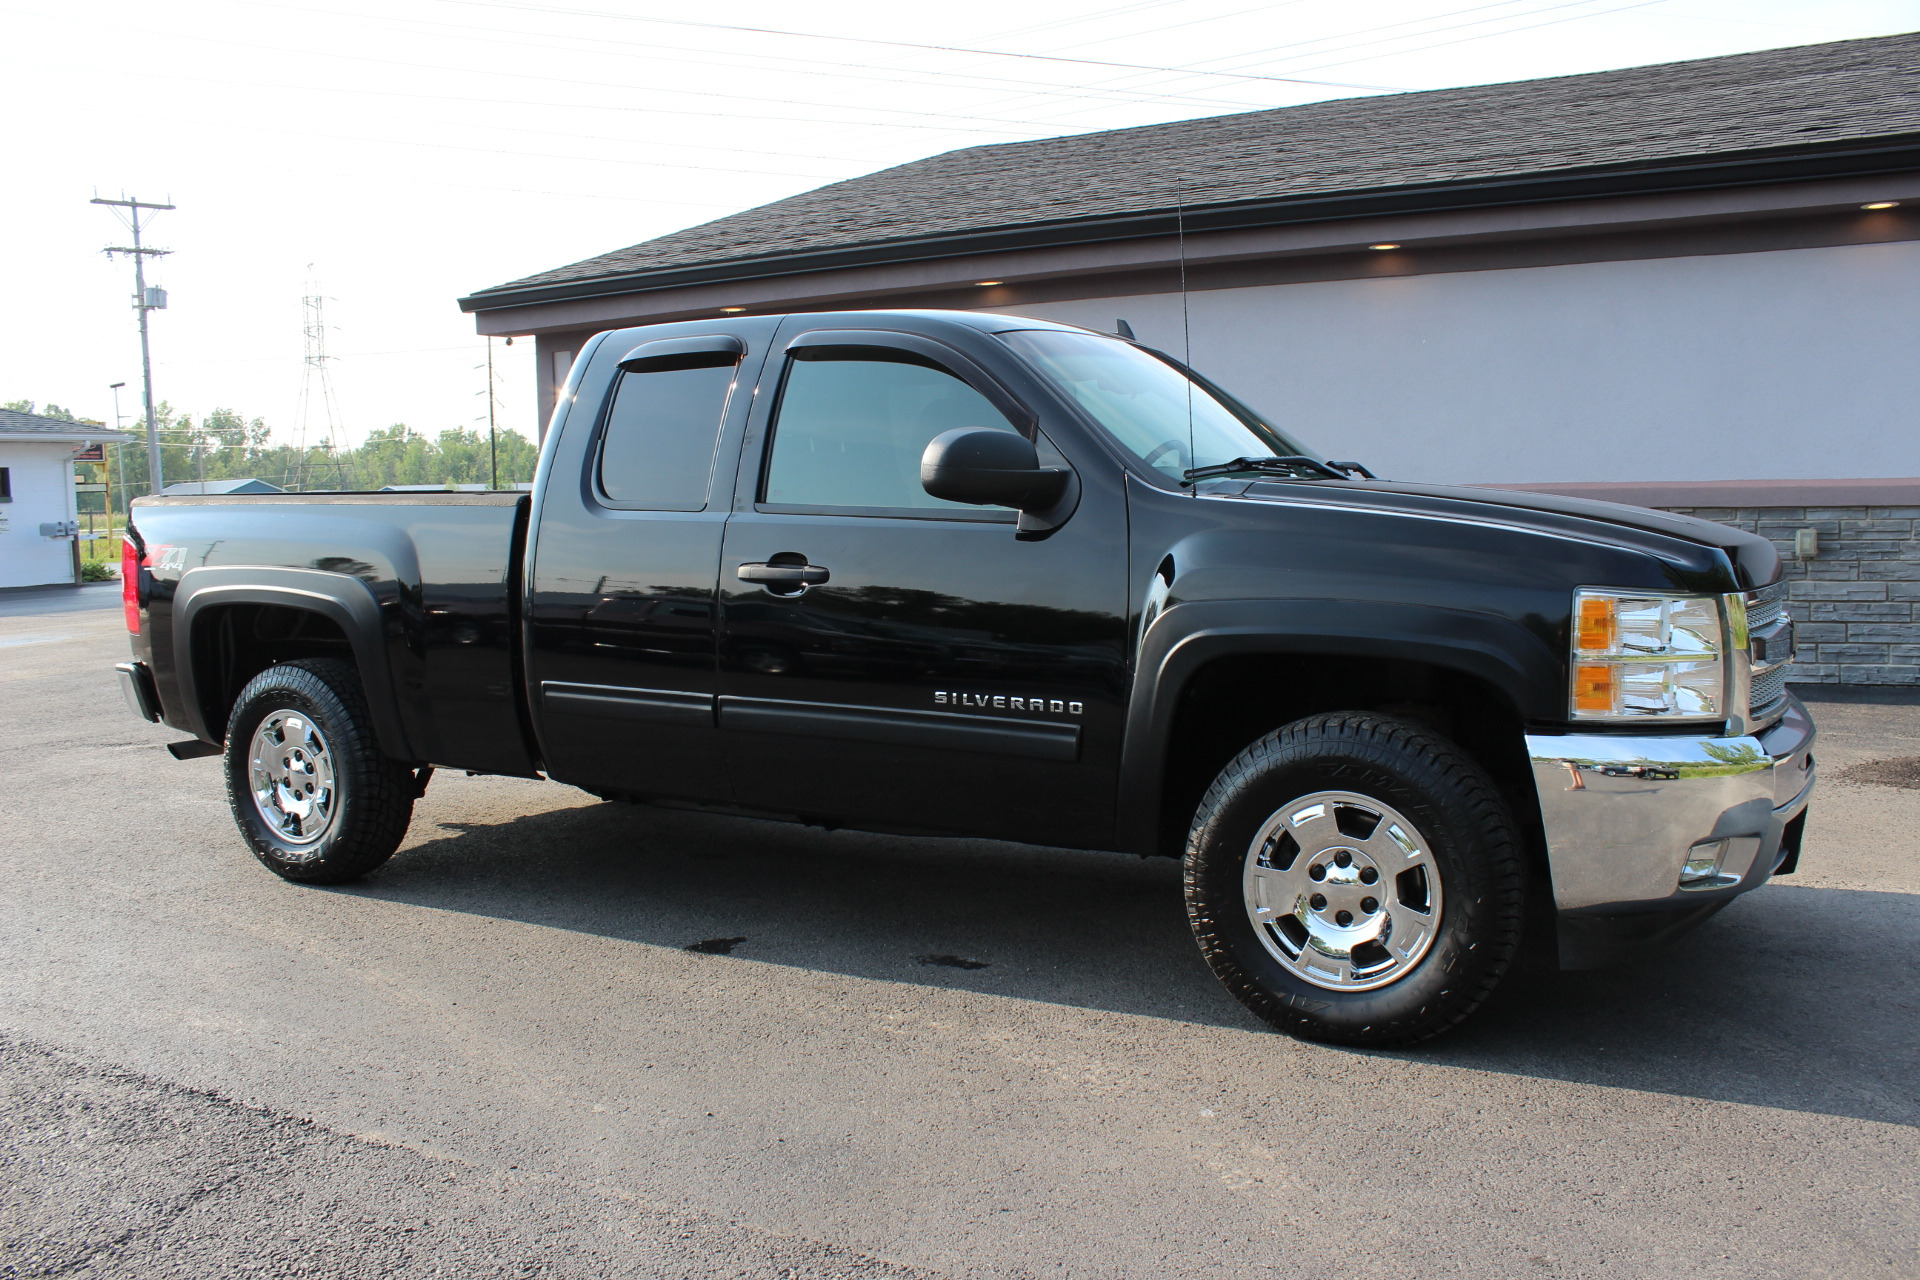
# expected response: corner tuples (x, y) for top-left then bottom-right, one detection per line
(462, 132), (1920, 327)
(1487, 477), (1920, 508)
(471, 168), (1920, 337)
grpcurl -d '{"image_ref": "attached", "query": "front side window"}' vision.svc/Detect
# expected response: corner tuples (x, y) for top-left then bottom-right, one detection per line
(597, 362), (738, 510)
(997, 329), (1315, 487)
(762, 352), (1018, 513)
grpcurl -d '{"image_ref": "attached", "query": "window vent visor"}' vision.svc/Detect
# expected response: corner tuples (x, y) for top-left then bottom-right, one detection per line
(617, 334), (744, 373)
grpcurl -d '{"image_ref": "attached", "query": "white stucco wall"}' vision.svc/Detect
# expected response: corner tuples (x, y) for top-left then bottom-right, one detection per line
(995, 239), (1920, 485)
(0, 442), (79, 589)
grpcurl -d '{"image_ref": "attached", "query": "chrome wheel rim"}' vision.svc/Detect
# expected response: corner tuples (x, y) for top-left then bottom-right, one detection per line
(248, 710), (338, 849)
(1242, 790), (1444, 992)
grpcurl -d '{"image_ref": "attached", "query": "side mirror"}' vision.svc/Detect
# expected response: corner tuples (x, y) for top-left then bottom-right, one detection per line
(920, 428), (1070, 511)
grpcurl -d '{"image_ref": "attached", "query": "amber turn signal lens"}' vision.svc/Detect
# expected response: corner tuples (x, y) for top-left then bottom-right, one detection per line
(1576, 595), (1617, 652)
(1573, 664), (1616, 714)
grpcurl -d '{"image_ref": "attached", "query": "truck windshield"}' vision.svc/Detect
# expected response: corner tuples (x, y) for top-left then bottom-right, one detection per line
(998, 328), (1317, 486)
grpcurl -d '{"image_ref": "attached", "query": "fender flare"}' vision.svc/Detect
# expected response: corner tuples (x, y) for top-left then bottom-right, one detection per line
(1117, 598), (1562, 854)
(172, 566), (416, 761)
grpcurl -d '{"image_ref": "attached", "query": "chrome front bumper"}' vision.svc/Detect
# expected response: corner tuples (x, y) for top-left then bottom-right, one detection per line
(1525, 694), (1815, 918)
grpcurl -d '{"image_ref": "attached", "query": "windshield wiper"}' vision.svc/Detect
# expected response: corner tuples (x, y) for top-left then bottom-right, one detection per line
(1182, 455), (1349, 485)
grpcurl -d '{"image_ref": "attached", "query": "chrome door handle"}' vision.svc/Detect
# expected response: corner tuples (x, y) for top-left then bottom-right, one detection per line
(737, 559), (830, 592)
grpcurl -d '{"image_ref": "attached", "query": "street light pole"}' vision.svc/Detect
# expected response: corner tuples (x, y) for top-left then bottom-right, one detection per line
(93, 195), (174, 496)
(487, 335), (499, 490)
(110, 381), (128, 532)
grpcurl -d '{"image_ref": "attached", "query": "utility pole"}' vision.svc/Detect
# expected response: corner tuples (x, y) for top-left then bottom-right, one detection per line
(93, 195), (174, 497)
(109, 382), (129, 523)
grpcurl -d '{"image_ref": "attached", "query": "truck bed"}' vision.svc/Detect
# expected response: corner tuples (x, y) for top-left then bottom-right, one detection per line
(129, 491), (538, 777)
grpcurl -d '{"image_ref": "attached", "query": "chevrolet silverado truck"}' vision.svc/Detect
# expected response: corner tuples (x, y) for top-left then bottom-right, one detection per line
(114, 309), (1815, 1046)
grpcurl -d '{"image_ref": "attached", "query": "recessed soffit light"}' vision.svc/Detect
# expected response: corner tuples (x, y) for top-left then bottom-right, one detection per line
(1368, 243), (1401, 251)
(1861, 201), (1900, 210)
(975, 280), (1004, 287)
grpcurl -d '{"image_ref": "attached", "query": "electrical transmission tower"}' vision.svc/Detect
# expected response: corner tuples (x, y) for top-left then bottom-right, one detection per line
(92, 194), (174, 496)
(293, 269), (346, 490)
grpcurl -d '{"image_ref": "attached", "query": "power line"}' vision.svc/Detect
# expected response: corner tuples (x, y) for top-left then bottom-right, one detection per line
(1207, 0), (1652, 75)
(3, 13), (1100, 137)
(1120, 0), (1589, 77)
(421, 0), (1402, 91)
(920, 0), (1670, 130)
(233, 0), (1317, 117)
(1282, 0), (1670, 74)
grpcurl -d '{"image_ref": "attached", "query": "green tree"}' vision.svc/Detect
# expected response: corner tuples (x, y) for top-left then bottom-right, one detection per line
(3, 399), (79, 420)
(38, 400), (541, 503)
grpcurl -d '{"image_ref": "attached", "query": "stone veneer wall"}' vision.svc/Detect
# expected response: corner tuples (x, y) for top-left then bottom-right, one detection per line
(1489, 479), (1920, 688)
(1657, 504), (1920, 686)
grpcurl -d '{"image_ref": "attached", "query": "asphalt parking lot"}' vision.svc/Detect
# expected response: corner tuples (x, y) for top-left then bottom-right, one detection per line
(2, 583), (1916, 1278)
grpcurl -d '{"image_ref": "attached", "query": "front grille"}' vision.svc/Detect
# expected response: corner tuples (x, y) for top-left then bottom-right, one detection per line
(1746, 581), (1792, 721)
(1746, 581), (1788, 634)
(1750, 663), (1788, 716)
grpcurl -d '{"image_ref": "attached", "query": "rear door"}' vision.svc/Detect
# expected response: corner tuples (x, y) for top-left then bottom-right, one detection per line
(526, 323), (774, 803)
(713, 323), (1129, 848)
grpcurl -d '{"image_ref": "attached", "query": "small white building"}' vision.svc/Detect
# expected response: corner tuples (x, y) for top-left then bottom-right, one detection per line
(0, 408), (131, 590)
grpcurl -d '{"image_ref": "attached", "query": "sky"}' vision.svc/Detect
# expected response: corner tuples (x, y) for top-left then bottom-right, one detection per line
(3, 0), (1916, 454)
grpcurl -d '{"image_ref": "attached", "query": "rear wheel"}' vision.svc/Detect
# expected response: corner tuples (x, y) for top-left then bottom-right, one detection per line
(1184, 712), (1524, 1046)
(223, 660), (416, 884)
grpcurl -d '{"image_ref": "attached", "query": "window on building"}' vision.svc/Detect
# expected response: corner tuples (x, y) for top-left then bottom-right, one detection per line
(596, 362), (738, 510)
(762, 353), (1018, 513)
(0, 467), (10, 501)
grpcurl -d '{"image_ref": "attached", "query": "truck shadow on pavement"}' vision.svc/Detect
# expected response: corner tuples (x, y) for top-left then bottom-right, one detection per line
(348, 796), (1920, 1130)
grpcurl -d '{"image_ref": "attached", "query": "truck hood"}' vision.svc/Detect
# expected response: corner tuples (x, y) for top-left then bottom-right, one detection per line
(1232, 476), (1781, 589)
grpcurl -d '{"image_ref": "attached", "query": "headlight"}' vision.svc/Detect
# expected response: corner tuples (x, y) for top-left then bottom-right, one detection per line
(1569, 590), (1725, 720)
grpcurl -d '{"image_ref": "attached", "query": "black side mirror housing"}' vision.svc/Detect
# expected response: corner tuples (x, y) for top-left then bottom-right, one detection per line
(920, 428), (1070, 512)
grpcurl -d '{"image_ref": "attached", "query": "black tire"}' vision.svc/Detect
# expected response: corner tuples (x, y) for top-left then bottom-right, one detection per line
(1184, 712), (1524, 1047)
(223, 659), (416, 884)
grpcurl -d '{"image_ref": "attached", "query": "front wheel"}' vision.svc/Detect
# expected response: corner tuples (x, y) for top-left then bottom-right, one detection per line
(1184, 712), (1525, 1047)
(223, 660), (417, 884)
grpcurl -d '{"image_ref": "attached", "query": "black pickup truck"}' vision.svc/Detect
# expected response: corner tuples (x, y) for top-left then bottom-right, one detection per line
(115, 309), (1815, 1045)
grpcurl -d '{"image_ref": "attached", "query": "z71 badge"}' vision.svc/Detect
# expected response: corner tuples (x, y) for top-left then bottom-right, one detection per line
(935, 691), (1082, 715)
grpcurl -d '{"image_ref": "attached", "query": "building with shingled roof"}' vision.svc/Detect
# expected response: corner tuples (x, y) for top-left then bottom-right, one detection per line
(0, 408), (131, 589)
(462, 31), (1920, 493)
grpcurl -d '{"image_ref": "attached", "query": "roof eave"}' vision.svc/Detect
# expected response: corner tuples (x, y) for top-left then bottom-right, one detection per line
(0, 431), (134, 444)
(459, 131), (1920, 314)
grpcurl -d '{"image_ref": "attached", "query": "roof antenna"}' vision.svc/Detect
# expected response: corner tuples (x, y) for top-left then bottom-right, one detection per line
(1115, 318), (1135, 340)
(1177, 182), (1193, 492)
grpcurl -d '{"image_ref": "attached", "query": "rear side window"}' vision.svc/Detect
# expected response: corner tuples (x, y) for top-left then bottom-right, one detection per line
(597, 363), (738, 510)
(762, 353), (1017, 512)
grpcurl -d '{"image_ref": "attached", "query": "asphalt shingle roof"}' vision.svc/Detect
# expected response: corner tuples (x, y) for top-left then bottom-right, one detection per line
(472, 31), (1920, 303)
(0, 408), (128, 440)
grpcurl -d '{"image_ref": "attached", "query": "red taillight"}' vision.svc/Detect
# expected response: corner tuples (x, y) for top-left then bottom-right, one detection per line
(121, 537), (142, 634)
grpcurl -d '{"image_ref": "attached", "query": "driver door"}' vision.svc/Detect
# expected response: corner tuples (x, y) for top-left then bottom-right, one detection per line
(714, 326), (1130, 848)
